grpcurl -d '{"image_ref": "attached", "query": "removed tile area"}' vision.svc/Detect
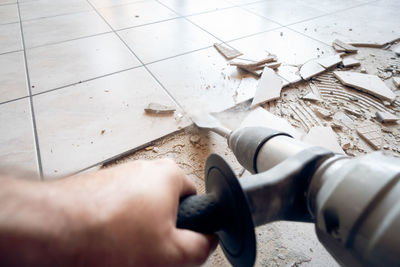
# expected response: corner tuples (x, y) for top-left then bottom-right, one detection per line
(375, 111), (399, 123)
(342, 57), (360, 67)
(214, 43), (242, 60)
(302, 126), (344, 154)
(251, 67), (282, 107)
(0, 99), (39, 179)
(33, 68), (190, 178)
(333, 71), (396, 102)
(302, 92), (322, 102)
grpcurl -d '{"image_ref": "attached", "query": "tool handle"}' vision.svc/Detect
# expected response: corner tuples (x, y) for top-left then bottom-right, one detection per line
(177, 194), (223, 233)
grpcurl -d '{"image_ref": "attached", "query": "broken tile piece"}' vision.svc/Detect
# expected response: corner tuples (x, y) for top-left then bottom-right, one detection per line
(332, 43), (346, 52)
(393, 77), (400, 88)
(376, 111), (399, 123)
(394, 46), (400, 56)
(332, 39), (358, 53)
(342, 57), (360, 67)
(144, 102), (176, 115)
(240, 107), (301, 139)
(230, 56), (276, 69)
(313, 106), (332, 119)
(302, 92), (322, 102)
(333, 71), (396, 102)
(277, 65), (301, 84)
(302, 126), (344, 154)
(300, 59), (326, 80)
(213, 43), (242, 60)
(251, 67), (282, 107)
(317, 54), (342, 69)
(356, 122), (382, 150)
(264, 62), (281, 70)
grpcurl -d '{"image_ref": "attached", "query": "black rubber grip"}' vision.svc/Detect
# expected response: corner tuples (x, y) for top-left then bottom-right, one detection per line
(177, 194), (224, 233)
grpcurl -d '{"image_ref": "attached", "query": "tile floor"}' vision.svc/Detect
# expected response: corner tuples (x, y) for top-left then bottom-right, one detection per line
(0, 0), (398, 179)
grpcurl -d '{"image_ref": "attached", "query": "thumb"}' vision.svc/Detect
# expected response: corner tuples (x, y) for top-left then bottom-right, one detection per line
(171, 229), (218, 266)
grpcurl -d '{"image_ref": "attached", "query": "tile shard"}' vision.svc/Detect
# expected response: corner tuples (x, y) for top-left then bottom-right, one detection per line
(332, 39), (358, 53)
(302, 126), (345, 154)
(300, 59), (326, 80)
(230, 56), (276, 69)
(375, 111), (399, 123)
(342, 57), (360, 67)
(144, 102), (176, 115)
(356, 122), (382, 150)
(302, 92), (322, 102)
(333, 71), (396, 102)
(213, 43), (243, 60)
(251, 67), (282, 107)
(317, 54), (342, 69)
(393, 77), (400, 88)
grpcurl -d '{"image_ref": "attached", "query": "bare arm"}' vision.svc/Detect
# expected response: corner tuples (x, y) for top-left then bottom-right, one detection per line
(0, 159), (216, 266)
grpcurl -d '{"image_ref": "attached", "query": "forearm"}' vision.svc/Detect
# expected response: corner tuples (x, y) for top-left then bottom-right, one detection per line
(0, 177), (87, 266)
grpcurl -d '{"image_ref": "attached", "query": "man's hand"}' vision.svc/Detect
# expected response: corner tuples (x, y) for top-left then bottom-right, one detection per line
(0, 159), (217, 266)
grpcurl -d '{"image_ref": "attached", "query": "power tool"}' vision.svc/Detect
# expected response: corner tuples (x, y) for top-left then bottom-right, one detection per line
(176, 126), (400, 267)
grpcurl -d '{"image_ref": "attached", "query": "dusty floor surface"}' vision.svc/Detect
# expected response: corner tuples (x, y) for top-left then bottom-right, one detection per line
(106, 46), (399, 266)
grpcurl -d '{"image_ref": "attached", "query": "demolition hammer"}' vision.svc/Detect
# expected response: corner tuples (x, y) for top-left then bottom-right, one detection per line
(176, 126), (400, 267)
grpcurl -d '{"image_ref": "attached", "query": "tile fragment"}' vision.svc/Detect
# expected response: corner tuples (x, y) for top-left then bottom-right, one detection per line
(213, 43), (243, 60)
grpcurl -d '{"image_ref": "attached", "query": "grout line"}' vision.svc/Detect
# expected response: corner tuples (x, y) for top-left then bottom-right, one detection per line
(85, 0), (188, 111)
(16, 0), (44, 179)
(0, 49), (24, 56)
(0, 95), (30, 106)
(19, 9), (95, 23)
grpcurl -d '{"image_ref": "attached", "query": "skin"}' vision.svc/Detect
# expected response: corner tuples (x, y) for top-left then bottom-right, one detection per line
(0, 159), (217, 266)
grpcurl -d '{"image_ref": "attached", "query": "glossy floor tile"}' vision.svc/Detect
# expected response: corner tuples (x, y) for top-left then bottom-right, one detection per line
(0, 3), (19, 24)
(33, 67), (190, 178)
(27, 33), (141, 94)
(229, 28), (334, 65)
(89, 0), (145, 9)
(0, 51), (28, 103)
(244, 0), (326, 25)
(148, 47), (258, 113)
(188, 7), (280, 41)
(300, 0), (370, 13)
(289, 4), (400, 45)
(97, 1), (178, 30)
(159, 0), (233, 16)
(0, 0), (17, 5)
(19, 0), (93, 21)
(119, 18), (217, 63)
(22, 11), (111, 48)
(0, 98), (39, 179)
(0, 23), (22, 54)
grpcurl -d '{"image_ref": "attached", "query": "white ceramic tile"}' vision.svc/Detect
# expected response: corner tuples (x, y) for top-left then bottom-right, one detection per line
(300, 0), (370, 13)
(89, 0), (145, 9)
(148, 47), (258, 113)
(289, 4), (400, 46)
(370, 0), (400, 9)
(244, 0), (326, 25)
(229, 28), (333, 66)
(27, 33), (141, 94)
(0, 4), (19, 24)
(0, 22), (22, 54)
(225, 0), (264, 5)
(19, 0), (93, 21)
(0, 0), (17, 4)
(23, 11), (111, 48)
(188, 7), (280, 41)
(97, 1), (178, 30)
(158, 0), (233, 16)
(0, 51), (28, 103)
(119, 18), (217, 63)
(34, 67), (190, 178)
(0, 98), (39, 178)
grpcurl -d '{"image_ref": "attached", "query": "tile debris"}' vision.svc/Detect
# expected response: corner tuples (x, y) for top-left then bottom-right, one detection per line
(393, 77), (400, 88)
(302, 126), (345, 154)
(251, 67), (282, 107)
(375, 111), (399, 123)
(332, 39), (358, 53)
(317, 54), (342, 69)
(301, 92), (322, 102)
(213, 43), (243, 60)
(189, 134), (201, 144)
(300, 59), (326, 80)
(333, 71), (396, 102)
(144, 102), (176, 115)
(356, 122), (382, 150)
(342, 57), (360, 67)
